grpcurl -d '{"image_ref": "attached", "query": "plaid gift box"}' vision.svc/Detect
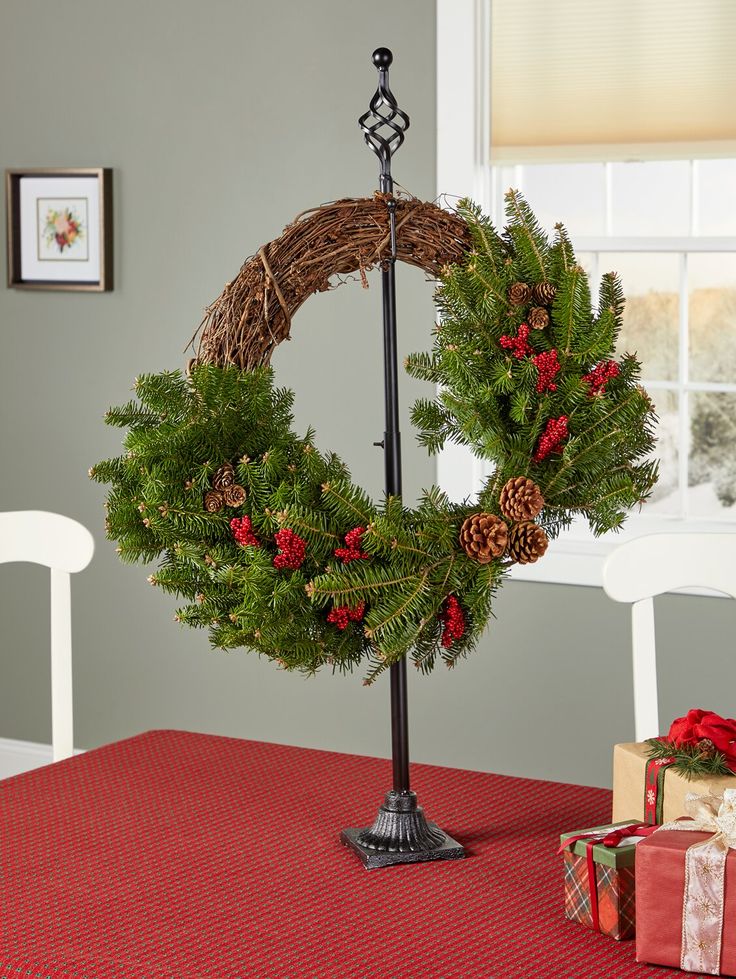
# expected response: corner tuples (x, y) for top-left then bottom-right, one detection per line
(559, 821), (650, 941)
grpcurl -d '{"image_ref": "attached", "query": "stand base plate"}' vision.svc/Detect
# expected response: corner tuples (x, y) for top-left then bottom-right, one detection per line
(341, 824), (465, 869)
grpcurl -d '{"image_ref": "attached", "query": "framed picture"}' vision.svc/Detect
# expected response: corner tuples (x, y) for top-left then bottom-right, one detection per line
(5, 167), (113, 292)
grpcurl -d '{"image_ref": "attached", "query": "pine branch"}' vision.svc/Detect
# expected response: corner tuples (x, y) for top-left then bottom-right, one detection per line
(646, 738), (734, 780)
(504, 188), (549, 281)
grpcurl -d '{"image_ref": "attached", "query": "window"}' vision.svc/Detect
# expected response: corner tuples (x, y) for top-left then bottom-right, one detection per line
(436, 1), (736, 586)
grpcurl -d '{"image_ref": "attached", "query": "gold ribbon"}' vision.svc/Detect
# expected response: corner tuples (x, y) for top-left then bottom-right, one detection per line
(658, 789), (736, 974)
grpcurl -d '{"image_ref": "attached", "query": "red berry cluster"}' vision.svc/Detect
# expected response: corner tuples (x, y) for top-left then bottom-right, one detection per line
(533, 349), (561, 393)
(334, 526), (370, 564)
(326, 600), (366, 630)
(273, 528), (307, 570)
(438, 595), (465, 649)
(500, 323), (532, 359)
(230, 516), (260, 547)
(533, 415), (569, 463)
(582, 360), (620, 395)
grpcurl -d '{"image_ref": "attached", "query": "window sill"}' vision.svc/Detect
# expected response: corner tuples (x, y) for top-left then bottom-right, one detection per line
(438, 446), (735, 594)
(508, 528), (733, 597)
(509, 538), (612, 588)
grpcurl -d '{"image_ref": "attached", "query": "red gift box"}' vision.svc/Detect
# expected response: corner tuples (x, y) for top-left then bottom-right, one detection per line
(637, 829), (736, 975)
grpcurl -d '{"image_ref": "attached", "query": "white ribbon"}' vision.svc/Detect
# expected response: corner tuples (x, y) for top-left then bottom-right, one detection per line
(658, 788), (736, 975)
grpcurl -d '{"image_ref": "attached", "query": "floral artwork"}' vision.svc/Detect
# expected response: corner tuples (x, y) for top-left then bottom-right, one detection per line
(43, 205), (84, 254)
(36, 197), (89, 261)
(8, 169), (112, 290)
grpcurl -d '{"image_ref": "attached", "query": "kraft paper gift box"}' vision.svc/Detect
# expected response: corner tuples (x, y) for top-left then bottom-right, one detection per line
(612, 742), (736, 825)
(559, 821), (645, 940)
(636, 827), (736, 975)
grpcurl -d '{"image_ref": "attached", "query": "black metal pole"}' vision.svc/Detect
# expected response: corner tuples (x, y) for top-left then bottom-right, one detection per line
(340, 49), (464, 867)
(379, 187), (411, 795)
(362, 48), (412, 795)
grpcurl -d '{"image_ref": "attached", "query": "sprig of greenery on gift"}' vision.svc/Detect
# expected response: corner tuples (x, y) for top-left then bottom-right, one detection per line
(645, 737), (734, 780)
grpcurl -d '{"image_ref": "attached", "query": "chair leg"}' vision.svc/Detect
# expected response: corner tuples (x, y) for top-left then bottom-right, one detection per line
(50, 569), (74, 761)
(632, 598), (659, 742)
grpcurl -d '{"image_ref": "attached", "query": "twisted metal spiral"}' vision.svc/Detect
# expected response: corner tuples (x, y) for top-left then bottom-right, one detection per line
(358, 48), (410, 192)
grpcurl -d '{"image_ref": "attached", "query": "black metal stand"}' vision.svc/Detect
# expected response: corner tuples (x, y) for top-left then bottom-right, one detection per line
(340, 48), (465, 870)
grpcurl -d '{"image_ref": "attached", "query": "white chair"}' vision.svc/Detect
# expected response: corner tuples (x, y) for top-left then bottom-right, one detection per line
(602, 532), (736, 742)
(0, 511), (94, 761)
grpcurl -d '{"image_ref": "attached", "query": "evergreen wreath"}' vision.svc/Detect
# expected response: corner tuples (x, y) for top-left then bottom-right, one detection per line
(91, 191), (658, 682)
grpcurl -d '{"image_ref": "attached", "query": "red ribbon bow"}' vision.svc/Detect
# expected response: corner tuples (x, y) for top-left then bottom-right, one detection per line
(665, 708), (736, 771)
(557, 822), (656, 856)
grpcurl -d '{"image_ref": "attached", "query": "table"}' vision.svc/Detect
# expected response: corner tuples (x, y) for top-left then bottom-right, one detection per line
(0, 730), (698, 978)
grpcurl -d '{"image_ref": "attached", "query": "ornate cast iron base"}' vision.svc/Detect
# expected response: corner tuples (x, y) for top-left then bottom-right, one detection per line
(341, 790), (465, 869)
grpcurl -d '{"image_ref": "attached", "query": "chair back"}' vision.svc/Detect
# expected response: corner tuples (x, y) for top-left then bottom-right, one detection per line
(602, 532), (736, 741)
(0, 511), (94, 761)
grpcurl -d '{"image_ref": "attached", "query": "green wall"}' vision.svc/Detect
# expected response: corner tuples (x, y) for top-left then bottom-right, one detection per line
(1, 0), (733, 789)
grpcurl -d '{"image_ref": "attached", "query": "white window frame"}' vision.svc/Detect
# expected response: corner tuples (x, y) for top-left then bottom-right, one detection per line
(436, 0), (736, 588)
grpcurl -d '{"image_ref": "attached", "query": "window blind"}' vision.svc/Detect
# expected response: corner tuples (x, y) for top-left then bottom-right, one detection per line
(491, 0), (736, 163)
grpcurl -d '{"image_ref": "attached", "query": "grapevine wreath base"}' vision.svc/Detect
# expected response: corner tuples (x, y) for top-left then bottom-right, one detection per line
(92, 192), (657, 681)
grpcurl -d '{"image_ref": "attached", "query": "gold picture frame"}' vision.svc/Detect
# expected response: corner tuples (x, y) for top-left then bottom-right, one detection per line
(5, 167), (113, 292)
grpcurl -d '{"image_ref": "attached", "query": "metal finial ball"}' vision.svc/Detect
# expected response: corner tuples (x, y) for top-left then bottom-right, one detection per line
(372, 47), (393, 69)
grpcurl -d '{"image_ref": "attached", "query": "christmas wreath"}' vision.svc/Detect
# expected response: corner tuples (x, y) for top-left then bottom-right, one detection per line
(91, 191), (657, 681)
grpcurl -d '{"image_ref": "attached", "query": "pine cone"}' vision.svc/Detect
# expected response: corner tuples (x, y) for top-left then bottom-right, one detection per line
(204, 489), (224, 513)
(532, 282), (557, 306)
(499, 477), (545, 522)
(223, 483), (247, 507)
(212, 463), (235, 490)
(508, 282), (531, 306)
(529, 306), (549, 330)
(508, 521), (548, 564)
(695, 738), (717, 759)
(459, 513), (508, 563)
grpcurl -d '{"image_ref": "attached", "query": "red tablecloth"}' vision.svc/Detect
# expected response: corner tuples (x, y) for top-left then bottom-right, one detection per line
(0, 730), (697, 978)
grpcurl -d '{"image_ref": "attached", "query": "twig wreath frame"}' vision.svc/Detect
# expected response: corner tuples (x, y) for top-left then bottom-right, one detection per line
(193, 195), (470, 369)
(92, 191), (657, 681)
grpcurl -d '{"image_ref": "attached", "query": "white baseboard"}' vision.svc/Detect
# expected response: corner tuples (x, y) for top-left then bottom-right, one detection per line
(0, 737), (83, 780)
